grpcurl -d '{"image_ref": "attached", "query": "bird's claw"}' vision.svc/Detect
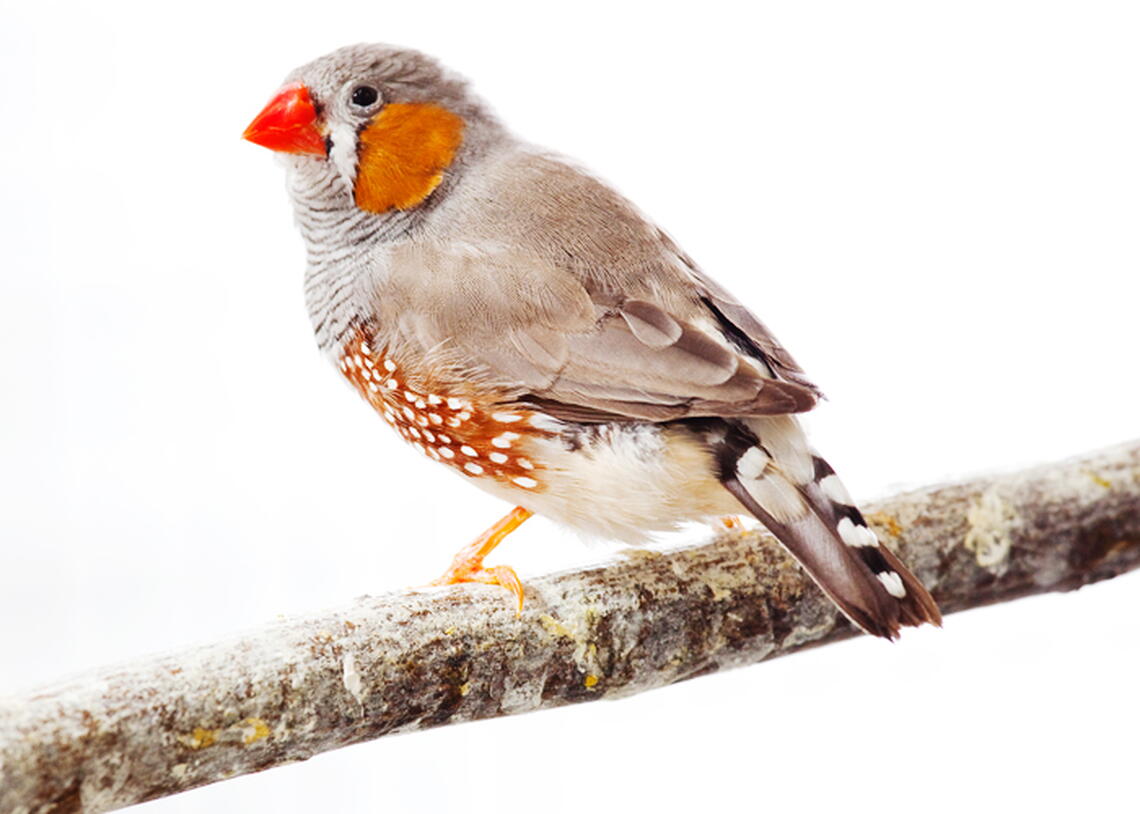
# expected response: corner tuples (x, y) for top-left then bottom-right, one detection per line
(429, 563), (525, 614)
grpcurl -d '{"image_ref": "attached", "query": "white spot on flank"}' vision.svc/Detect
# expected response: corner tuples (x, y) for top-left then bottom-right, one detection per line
(517, 458), (534, 470)
(345, 356), (356, 369)
(408, 427), (421, 439)
(492, 432), (520, 449)
(464, 462), (485, 475)
(438, 447), (455, 459)
(457, 411), (472, 421)
(512, 476), (538, 489)
(447, 397), (465, 410)
(353, 354), (363, 367)
(489, 452), (508, 464)
(492, 412), (523, 423)
(386, 379), (399, 389)
(427, 394), (442, 405)
(383, 359), (397, 372)
(404, 391), (417, 402)
(437, 434), (451, 444)
(528, 414), (562, 432)
(460, 445), (478, 457)
(359, 343), (371, 356)
(736, 447), (770, 480)
(428, 413), (443, 425)
(402, 406), (415, 421)
(447, 417), (461, 427)
(339, 359), (348, 371)
(368, 382), (379, 392)
(423, 430), (435, 442)
(877, 570), (907, 598)
(819, 474), (854, 506)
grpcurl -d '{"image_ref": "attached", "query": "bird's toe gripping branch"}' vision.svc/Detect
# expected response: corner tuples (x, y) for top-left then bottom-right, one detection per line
(428, 506), (533, 612)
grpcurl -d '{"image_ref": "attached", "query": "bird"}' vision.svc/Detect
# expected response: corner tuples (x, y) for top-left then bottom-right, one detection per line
(243, 43), (941, 640)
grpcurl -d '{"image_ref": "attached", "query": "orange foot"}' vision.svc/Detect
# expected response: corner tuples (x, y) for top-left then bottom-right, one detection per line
(429, 506), (533, 612)
(719, 515), (743, 530)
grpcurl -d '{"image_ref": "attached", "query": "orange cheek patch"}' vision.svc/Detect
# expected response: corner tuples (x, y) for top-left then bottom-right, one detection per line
(354, 103), (465, 214)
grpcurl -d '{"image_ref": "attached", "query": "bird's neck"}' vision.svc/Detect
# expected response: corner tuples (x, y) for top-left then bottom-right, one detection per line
(288, 161), (424, 259)
(287, 161), (416, 353)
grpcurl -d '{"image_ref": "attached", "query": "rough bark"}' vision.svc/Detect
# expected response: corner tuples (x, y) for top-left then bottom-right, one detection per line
(3, 442), (1139, 813)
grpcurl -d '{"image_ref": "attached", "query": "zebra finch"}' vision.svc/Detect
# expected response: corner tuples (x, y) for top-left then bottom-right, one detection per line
(243, 44), (940, 639)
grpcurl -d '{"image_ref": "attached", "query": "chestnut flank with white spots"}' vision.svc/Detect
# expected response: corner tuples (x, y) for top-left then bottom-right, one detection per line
(338, 333), (550, 490)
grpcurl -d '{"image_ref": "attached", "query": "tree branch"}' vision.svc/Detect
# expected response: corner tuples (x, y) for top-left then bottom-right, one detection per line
(3, 442), (1139, 812)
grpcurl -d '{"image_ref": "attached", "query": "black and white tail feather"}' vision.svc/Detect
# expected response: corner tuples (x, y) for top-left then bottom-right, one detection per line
(708, 416), (941, 640)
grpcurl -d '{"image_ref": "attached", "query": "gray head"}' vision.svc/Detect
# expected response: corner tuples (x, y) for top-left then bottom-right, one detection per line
(244, 44), (503, 218)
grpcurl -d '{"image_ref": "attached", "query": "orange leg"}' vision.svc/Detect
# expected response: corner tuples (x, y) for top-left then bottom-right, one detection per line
(430, 506), (533, 611)
(719, 515), (743, 530)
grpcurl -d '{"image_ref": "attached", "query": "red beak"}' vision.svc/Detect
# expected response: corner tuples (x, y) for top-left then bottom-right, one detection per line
(243, 82), (326, 156)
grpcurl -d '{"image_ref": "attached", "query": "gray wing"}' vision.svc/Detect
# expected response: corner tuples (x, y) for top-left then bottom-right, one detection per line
(384, 244), (820, 424)
(660, 230), (823, 398)
(382, 150), (821, 423)
(513, 294), (820, 422)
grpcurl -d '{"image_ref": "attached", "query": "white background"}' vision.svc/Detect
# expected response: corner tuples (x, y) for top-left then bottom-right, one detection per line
(1, 1), (1138, 812)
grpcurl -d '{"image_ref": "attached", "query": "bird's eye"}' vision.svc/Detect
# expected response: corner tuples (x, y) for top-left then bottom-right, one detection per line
(350, 85), (380, 109)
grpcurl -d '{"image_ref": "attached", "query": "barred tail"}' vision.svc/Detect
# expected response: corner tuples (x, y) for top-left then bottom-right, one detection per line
(709, 416), (941, 640)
